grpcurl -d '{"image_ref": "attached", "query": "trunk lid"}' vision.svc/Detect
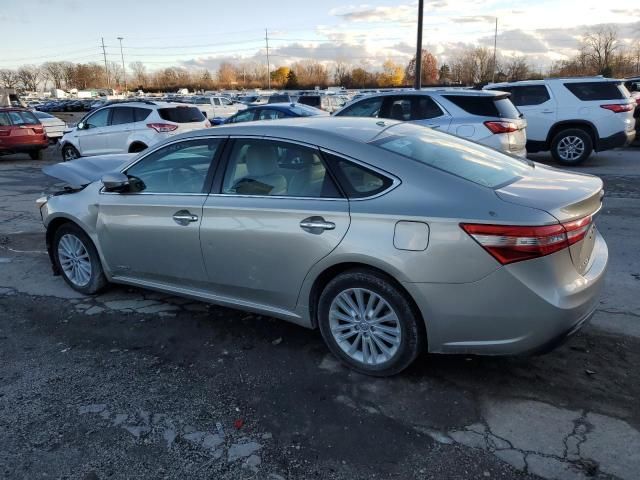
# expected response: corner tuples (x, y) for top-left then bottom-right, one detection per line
(496, 163), (603, 274)
(43, 154), (135, 187)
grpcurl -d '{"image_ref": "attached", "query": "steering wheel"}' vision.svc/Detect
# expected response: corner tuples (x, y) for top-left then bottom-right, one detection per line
(168, 165), (200, 192)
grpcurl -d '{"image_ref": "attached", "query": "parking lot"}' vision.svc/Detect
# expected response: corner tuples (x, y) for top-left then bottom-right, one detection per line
(0, 145), (638, 479)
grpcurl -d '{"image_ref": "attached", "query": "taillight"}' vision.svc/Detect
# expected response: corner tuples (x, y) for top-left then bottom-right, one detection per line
(461, 215), (593, 265)
(146, 123), (178, 133)
(484, 121), (519, 134)
(204, 119), (211, 128)
(600, 103), (634, 113)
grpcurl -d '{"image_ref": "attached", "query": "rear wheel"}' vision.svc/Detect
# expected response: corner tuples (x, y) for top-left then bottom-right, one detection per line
(551, 128), (593, 166)
(61, 144), (80, 161)
(318, 269), (425, 376)
(29, 149), (43, 160)
(53, 223), (107, 294)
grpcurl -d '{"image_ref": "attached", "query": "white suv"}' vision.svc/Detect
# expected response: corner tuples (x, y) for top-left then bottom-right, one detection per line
(59, 101), (210, 161)
(485, 77), (636, 165)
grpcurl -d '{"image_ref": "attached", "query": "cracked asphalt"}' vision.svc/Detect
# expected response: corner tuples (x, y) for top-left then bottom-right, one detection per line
(1, 146), (640, 480)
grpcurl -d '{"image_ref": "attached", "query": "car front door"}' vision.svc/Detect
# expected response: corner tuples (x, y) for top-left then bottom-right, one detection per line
(502, 85), (555, 143)
(96, 137), (225, 288)
(77, 108), (111, 155)
(200, 137), (350, 311)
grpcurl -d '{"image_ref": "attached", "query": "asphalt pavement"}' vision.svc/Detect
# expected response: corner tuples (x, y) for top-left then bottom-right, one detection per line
(1, 146), (639, 480)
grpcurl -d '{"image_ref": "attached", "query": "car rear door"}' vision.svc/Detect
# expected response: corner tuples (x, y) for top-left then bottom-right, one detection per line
(96, 137), (225, 288)
(199, 137), (350, 311)
(104, 106), (134, 153)
(383, 95), (452, 130)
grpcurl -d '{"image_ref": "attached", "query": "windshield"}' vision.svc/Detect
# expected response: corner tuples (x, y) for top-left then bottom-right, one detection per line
(371, 123), (531, 188)
(289, 104), (327, 116)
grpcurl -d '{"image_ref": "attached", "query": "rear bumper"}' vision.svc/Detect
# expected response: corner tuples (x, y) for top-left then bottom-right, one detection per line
(404, 230), (608, 355)
(0, 138), (48, 153)
(597, 130), (635, 151)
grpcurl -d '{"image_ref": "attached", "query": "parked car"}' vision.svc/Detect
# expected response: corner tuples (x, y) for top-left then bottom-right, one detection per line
(485, 77), (636, 164)
(223, 103), (328, 124)
(40, 117), (607, 376)
(268, 94), (292, 104)
(33, 111), (66, 141)
(333, 89), (527, 157)
(190, 96), (246, 120)
(0, 107), (48, 159)
(59, 101), (210, 160)
(298, 94), (346, 113)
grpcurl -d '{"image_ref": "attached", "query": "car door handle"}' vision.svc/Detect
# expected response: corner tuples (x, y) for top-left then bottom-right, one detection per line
(172, 210), (199, 226)
(300, 216), (335, 231)
(542, 110), (555, 113)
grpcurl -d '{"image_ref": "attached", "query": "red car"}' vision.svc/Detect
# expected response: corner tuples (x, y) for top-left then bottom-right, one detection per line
(0, 107), (48, 159)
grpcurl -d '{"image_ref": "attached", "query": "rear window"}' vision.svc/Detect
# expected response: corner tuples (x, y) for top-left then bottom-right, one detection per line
(443, 95), (520, 119)
(0, 112), (10, 126)
(298, 96), (321, 108)
(564, 82), (626, 101)
(19, 111), (40, 124)
(157, 106), (205, 123)
(370, 123), (531, 188)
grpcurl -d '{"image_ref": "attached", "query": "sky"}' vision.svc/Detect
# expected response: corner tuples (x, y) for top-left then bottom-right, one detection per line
(1, 0), (639, 72)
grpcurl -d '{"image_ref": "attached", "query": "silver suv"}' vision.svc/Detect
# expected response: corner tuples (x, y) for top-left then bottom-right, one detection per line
(333, 89), (527, 157)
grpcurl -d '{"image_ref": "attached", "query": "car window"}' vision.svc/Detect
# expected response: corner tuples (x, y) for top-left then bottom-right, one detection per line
(157, 106), (205, 123)
(125, 138), (222, 194)
(386, 96), (444, 121)
(322, 152), (393, 198)
(213, 98), (221, 106)
(507, 86), (551, 106)
(564, 82), (627, 101)
(443, 95), (520, 119)
(19, 111), (39, 124)
(133, 108), (152, 122)
(371, 123), (531, 188)
(222, 139), (341, 198)
(258, 109), (287, 120)
(221, 98), (233, 105)
(85, 109), (110, 128)
(7, 111), (27, 125)
(0, 112), (10, 126)
(110, 107), (134, 125)
(226, 109), (255, 123)
(336, 97), (384, 117)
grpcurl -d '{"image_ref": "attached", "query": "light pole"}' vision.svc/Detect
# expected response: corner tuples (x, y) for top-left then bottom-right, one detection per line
(117, 37), (127, 94)
(414, 0), (424, 90)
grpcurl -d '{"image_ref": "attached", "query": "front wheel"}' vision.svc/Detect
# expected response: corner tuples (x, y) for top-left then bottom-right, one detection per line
(318, 269), (425, 376)
(61, 144), (80, 161)
(53, 223), (107, 294)
(551, 128), (593, 165)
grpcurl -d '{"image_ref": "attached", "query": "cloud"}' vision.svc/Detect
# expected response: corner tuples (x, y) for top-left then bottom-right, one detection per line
(451, 15), (496, 24)
(478, 29), (548, 54)
(330, 4), (416, 24)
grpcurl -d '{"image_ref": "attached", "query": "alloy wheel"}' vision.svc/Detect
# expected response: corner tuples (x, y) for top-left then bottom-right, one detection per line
(328, 288), (401, 365)
(63, 147), (78, 161)
(57, 233), (92, 287)
(557, 136), (585, 162)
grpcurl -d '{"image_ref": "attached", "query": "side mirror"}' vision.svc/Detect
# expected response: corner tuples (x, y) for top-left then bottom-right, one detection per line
(102, 172), (130, 192)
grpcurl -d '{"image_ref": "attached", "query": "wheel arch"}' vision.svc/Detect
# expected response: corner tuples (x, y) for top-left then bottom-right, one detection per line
(546, 120), (599, 149)
(128, 141), (148, 153)
(45, 215), (102, 276)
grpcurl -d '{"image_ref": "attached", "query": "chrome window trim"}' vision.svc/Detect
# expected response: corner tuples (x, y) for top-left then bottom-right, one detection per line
(207, 193), (348, 202)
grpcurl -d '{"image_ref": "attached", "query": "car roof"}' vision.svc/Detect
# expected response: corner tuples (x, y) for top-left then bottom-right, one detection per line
(488, 76), (623, 88)
(180, 116), (401, 144)
(348, 89), (503, 98)
(0, 107), (32, 112)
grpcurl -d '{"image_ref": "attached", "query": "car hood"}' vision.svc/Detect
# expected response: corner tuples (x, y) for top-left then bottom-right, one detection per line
(43, 154), (135, 187)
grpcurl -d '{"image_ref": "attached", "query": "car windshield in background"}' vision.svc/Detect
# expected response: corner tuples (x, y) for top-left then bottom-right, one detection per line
(443, 95), (521, 119)
(290, 104), (326, 116)
(157, 106), (205, 123)
(564, 82), (628, 101)
(371, 123), (531, 188)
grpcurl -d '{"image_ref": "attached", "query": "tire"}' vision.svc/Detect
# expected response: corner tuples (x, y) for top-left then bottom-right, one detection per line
(29, 149), (43, 160)
(550, 128), (593, 166)
(53, 223), (107, 295)
(61, 144), (80, 161)
(318, 269), (425, 377)
(129, 143), (147, 153)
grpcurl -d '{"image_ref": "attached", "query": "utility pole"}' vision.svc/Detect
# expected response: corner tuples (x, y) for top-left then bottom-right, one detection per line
(101, 37), (110, 90)
(265, 28), (271, 89)
(414, 0), (424, 90)
(492, 17), (498, 83)
(117, 37), (127, 93)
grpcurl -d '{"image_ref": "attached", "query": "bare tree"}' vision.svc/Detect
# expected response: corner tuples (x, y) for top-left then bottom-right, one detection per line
(582, 26), (619, 74)
(0, 69), (20, 88)
(42, 62), (65, 89)
(17, 65), (42, 91)
(129, 61), (147, 87)
(506, 57), (530, 81)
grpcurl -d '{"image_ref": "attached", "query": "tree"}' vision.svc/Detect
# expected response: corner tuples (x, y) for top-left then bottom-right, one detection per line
(271, 66), (290, 86)
(351, 67), (368, 88)
(333, 60), (351, 86)
(505, 57), (530, 81)
(438, 64), (451, 83)
(379, 59), (404, 87)
(291, 60), (328, 88)
(284, 70), (299, 89)
(582, 26), (619, 74)
(0, 69), (19, 88)
(404, 49), (438, 85)
(129, 61), (147, 88)
(42, 62), (65, 89)
(17, 65), (42, 91)
(217, 62), (237, 87)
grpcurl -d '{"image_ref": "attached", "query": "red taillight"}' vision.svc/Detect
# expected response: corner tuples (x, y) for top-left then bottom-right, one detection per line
(484, 121), (519, 134)
(600, 103), (634, 113)
(146, 123), (178, 133)
(461, 215), (593, 265)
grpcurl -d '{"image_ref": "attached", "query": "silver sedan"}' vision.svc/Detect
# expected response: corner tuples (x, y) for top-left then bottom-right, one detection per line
(39, 117), (608, 376)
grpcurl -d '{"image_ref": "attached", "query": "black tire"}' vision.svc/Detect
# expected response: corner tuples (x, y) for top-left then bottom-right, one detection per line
(129, 143), (147, 153)
(29, 149), (43, 160)
(318, 269), (425, 377)
(52, 223), (107, 295)
(61, 144), (80, 161)
(550, 128), (593, 166)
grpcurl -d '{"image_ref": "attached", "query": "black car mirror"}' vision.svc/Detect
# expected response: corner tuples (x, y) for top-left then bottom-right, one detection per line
(101, 173), (130, 192)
